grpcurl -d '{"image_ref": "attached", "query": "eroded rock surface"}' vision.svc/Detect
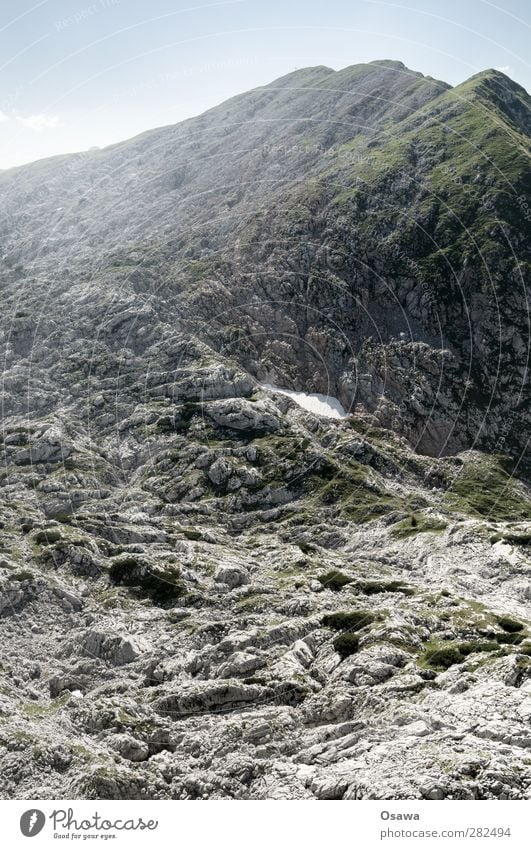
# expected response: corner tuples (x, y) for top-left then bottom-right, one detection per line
(0, 61), (530, 800)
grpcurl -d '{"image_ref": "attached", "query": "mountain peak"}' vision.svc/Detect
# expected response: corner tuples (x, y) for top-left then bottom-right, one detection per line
(368, 59), (408, 70)
(261, 64), (334, 89)
(461, 67), (527, 92)
(454, 67), (531, 135)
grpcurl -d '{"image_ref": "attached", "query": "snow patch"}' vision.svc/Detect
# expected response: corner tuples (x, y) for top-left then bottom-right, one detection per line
(262, 383), (347, 419)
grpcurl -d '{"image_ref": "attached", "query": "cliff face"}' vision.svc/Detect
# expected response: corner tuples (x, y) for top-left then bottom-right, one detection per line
(0, 62), (530, 801)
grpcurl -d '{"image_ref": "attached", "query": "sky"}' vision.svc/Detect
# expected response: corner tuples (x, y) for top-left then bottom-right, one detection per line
(0, 0), (529, 169)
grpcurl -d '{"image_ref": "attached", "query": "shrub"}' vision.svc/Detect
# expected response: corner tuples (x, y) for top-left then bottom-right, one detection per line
(493, 632), (524, 645)
(357, 580), (415, 596)
(423, 639), (501, 670)
(391, 514), (447, 538)
(323, 610), (375, 631)
(458, 641), (499, 656)
(11, 570), (34, 582)
(318, 570), (353, 591)
(333, 632), (360, 659)
(490, 532), (531, 546)
(497, 616), (524, 633)
(182, 528), (202, 541)
(422, 645), (463, 669)
(33, 528), (62, 545)
(110, 559), (183, 605)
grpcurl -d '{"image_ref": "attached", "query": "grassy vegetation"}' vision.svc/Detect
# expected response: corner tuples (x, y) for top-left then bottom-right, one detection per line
(109, 557), (183, 605)
(391, 513), (448, 538)
(497, 616), (525, 633)
(32, 528), (62, 545)
(356, 579), (415, 596)
(10, 570), (34, 582)
(490, 531), (531, 546)
(322, 610), (375, 631)
(304, 456), (418, 524)
(457, 640), (499, 657)
(180, 528), (202, 541)
(492, 632), (524, 645)
(421, 640), (500, 670)
(22, 692), (70, 718)
(333, 632), (360, 659)
(318, 570), (353, 591)
(444, 455), (531, 522)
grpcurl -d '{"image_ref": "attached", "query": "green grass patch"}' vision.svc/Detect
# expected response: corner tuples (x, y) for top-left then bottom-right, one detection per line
(391, 513), (447, 538)
(333, 632), (360, 659)
(457, 640), (499, 656)
(497, 616), (524, 633)
(305, 459), (412, 524)
(492, 632), (524, 645)
(10, 570), (34, 582)
(109, 558), (183, 605)
(356, 579), (415, 596)
(318, 570), (353, 591)
(22, 693), (70, 717)
(444, 455), (531, 522)
(32, 528), (62, 545)
(181, 528), (202, 541)
(490, 531), (531, 546)
(422, 640), (499, 670)
(322, 610), (375, 631)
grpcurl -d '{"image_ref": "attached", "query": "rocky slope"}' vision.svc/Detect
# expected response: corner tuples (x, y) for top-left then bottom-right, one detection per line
(0, 61), (530, 800)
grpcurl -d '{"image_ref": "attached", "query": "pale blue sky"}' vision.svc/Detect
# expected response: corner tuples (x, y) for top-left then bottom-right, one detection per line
(0, 0), (529, 167)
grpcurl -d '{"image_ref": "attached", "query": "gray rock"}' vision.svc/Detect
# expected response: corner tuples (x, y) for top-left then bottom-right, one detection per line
(214, 565), (249, 589)
(110, 734), (149, 763)
(75, 630), (146, 666)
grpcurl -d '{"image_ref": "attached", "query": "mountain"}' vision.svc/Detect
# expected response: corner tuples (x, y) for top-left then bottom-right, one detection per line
(0, 62), (530, 800)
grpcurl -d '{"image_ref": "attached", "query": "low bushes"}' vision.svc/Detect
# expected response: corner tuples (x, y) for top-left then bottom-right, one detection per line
(457, 641), (499, 656)
(110, 558), (183, 605)
(493, 632), (524, 645)
(322, 610), (375, 631)
(357, 579), (415, 596)
(391, 514), (447, 538)
(497, 616), (524, 633)
(317, 570), (353, 591)
(422, 645), (463, 670)
(422, 640), (499, 670)
(333, 632), (360, 659)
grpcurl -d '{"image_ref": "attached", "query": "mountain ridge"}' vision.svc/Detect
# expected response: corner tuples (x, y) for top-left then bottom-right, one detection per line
(1, 60), (530, 459)
(7, 60), (530, 176)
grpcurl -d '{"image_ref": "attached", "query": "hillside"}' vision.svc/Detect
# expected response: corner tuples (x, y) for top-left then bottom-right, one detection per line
(0, 61), (530, 800)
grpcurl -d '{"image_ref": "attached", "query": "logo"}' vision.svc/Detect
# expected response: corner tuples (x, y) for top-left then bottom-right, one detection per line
(20, 810), (46, 837)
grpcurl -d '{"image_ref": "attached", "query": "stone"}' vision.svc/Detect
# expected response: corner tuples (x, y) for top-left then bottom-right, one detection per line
(214, 565), (249, 589)
(110, 734), (150, 763)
